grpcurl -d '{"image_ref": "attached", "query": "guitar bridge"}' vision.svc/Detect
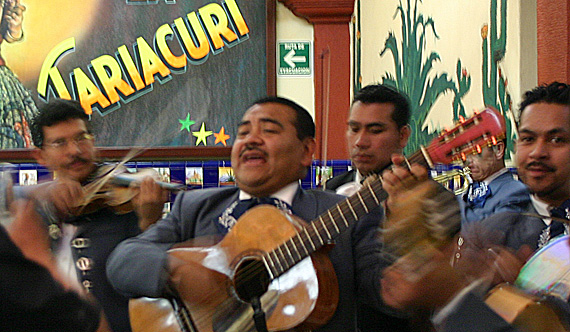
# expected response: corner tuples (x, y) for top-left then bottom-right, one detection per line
(171, 297), (198, 332)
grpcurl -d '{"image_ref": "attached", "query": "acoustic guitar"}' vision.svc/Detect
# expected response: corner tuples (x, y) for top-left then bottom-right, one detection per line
(129, 108), (506, 332)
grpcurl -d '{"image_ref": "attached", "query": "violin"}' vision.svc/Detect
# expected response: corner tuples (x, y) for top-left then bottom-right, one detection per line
(75, 164), (185, 215)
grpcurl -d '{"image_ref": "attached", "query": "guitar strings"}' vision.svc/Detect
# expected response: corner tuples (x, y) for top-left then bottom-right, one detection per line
(231, 179), (384, 292)
(230, 144), (447, 292)
(227, 130), (456, 287)
(229, 132), (476, 295)
(198, 180), (393, 329)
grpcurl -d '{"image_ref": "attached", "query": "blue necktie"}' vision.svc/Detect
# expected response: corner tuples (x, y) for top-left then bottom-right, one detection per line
(217, 197), (292, 234)
(467, 182), (490, 208)
(549, 199), (570, 238)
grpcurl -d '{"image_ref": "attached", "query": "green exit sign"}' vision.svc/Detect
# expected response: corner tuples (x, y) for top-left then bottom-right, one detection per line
(278, 41), (312, 76)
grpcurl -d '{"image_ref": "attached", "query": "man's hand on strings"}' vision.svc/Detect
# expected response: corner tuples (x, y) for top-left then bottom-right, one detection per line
(132, 176), (168, 231)
(381, 154), (429, 214)
(28, 178), (84, 219)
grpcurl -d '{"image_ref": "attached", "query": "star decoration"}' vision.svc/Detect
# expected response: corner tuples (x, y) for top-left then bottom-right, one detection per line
(192, 122), (213, 146)
(214, 127), (231, 146)
(179, 113), (195, 132)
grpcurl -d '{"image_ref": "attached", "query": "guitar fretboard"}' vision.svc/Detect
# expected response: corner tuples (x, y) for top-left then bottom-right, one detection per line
(263, 150), (429, 279)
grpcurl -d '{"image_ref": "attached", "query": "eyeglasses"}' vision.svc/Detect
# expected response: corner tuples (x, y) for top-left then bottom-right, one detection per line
(43, 132), (95, 150)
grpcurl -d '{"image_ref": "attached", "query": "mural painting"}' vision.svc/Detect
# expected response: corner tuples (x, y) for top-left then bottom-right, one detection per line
(0, 0), (271, 150)
(0, 0), (37, 149)
(378, 0), (470, 155)
(356, 0), (515, 158)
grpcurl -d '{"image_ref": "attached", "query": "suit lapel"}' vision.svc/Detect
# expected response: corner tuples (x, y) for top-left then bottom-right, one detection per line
(291, 187), (318, 222)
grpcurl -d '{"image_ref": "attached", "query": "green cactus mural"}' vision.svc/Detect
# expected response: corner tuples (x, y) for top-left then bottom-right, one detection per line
(379, 0), (470, 155)
(481, 0), (514, 156)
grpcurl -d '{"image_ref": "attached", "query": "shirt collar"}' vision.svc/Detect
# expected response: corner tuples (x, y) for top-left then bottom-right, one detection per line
(239, 181), (298, 206)
(355, 170), (365, 184)
(531, 194), (552, 225)
(481, 168), (508, 185)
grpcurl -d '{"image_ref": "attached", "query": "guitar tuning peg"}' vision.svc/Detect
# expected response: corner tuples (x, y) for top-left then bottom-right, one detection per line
(491, 136), (497, 145)
(461, 152), (466, 161)
(476, 145), (482, 154)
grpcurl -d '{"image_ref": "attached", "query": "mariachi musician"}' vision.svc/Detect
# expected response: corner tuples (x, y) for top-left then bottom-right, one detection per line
(107, 97), (394, 332)
(382, 83), (570, 332)
(17, 98), (171, 332)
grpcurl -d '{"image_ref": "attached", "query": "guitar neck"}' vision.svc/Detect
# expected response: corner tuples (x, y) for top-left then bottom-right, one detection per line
(263, 150), (430, 279)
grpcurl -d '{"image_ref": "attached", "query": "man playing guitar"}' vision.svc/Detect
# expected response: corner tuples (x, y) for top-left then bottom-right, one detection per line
(381, 82), (570, 331)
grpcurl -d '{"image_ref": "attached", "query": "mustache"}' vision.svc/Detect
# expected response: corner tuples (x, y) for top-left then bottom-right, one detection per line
(65, 156), (89, 168)
(239, 146), (268, 158)
(524, 161), (556, 172)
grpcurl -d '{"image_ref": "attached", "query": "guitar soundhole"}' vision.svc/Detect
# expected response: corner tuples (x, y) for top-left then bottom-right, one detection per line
(233, 256), (271, 303)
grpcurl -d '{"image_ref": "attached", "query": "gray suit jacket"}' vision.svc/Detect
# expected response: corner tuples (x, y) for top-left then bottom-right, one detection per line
(107, 186), (390, 332)
(459, 171), (530, 225)
(461, 202), (546, 252)
(454, 203), (568, 331)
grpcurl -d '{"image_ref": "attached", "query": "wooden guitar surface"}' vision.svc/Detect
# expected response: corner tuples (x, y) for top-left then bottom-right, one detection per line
(131, 205), (338, 332)
(485, 284), (568, 332)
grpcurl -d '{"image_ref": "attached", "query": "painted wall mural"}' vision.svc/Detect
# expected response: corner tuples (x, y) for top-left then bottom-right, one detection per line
(0, 0), (270, 150)
(378, 0), (471, 155)
(355, 0), (517, 159)
(481, 0), (514, 156)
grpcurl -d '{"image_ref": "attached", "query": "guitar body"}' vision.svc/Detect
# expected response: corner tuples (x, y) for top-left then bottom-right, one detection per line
(130, 298), (185, 332)
(131, 205), (338, 332)
(485, 284), (568, 332)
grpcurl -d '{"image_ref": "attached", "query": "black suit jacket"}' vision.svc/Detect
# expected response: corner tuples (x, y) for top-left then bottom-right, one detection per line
(441, 291), (521, 332)
(324, 170), (412, 331)
(0, 227), (100, 332)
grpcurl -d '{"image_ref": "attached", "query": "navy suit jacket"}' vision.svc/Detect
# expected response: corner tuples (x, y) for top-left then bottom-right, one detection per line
(108, 185), (392, 332)
(459, 171), (530, 225)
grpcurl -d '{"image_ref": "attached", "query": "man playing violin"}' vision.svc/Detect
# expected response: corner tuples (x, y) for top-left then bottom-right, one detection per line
(22, 98), (168, 332)
(107, 97), (396, 332)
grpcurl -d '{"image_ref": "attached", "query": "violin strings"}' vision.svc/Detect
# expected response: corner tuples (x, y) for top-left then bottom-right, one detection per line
(76, 147), (144, 214)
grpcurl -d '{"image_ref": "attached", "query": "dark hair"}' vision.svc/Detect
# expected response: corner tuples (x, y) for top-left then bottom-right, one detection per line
(352, 84), (411, 129)
(251, 96), (315, 141)
(31, 98), (90, 148)
(518, 82), (570, 127)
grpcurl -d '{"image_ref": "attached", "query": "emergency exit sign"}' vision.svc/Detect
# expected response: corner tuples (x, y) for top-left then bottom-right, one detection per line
(278, 41), (312, 76)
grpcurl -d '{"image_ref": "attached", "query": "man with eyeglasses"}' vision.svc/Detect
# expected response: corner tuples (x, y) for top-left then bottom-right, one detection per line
(19, 98), (167, 332)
